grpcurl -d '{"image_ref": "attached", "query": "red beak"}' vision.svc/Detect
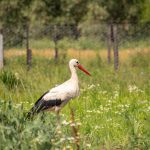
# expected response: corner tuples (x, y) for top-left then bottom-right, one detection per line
(78, 64), (91, 76)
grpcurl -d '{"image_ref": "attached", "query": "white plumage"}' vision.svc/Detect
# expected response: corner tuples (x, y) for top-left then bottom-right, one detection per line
(27, 59), (90, 118)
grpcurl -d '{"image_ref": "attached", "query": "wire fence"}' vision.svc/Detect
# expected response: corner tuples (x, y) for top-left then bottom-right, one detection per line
(2, 23), (150, 49)
(1, 22), (150, 69)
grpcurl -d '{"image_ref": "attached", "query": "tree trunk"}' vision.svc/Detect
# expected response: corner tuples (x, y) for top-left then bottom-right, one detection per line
(27, 49), (32, 70)
(73, 23), (80, 40)
(54, 40), (58, 62)
(107, 24), (111, 64)
(26, 25), (32, 70)
(53, 25), (59, 62)
(112, 24), (119, 70)
(0, 30), (3, 69)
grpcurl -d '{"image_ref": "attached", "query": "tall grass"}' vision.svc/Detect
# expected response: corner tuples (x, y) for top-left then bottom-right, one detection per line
(0, 52), (150, 149)
(29, 37), (105, 51)
(9, 36), (150, 51)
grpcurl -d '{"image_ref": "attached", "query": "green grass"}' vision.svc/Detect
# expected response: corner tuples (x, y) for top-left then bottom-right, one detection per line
(29, 37), (105, 50)
(119, 37), (150, 50)
(0, 53), (150, 149)
(11, 36), (149, 51)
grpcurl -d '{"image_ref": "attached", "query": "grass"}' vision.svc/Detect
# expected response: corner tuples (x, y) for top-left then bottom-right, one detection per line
(6, 36), (150, 51)
(0, 49), (150, 149)
(29, 36), (150, 51)
(29, 37), (105, 51)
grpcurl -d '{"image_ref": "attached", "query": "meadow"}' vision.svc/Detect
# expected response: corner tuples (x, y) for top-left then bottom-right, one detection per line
(0, 45), (150, 149)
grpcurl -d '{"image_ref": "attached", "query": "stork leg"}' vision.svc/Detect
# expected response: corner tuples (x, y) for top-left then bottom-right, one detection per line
(55, 109), (62, 135)
(56, 110), (60, 123)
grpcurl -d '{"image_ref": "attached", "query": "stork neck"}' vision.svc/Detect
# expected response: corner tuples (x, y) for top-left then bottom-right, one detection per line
(70, 66), (78, 82)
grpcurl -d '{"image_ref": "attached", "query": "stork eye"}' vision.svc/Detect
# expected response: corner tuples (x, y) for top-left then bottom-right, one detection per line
(76, 61), (79, 64)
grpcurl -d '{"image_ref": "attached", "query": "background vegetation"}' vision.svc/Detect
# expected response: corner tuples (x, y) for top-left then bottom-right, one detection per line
(0, 0), (150, 149)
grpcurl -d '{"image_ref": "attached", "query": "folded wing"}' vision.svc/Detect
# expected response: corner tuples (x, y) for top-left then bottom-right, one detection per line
(26, 91), (62, 119)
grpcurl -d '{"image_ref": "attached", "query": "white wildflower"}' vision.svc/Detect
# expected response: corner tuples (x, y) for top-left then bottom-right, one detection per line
(114, 123), (120, 127)
(14, 103), (22, 108)
(88, 84), (95, 89)
(95, 125), (100, 129)
(104, 107), (110, 112)
(128, 85), (143, 93)
(108, 99), (112, 103)
(115, 111), (122, 115)
(114, 91), (119, 98)
(70, 123), (76, 127)
(97, 84), (100, 87)
(67, 137), (75, 141)
(128, 85), (137, 92)
(77, 122), (82, 126)
(51, 139), (55, 142)
(87, 110), (92, 113)
(107, 118), (112, 122)
(99, 105), (104, 110)
(66, 145), (71, 149)
(124, 104), (130, 108)
(102, 91), (107, 94)
(96, 110), (101, 114)
(62, 120), (69, 125)
(60, 137), (65, 142)
(86, 143), (91, 148)
(15, 72), (19, 80)
(57, 130), (62, 134)
(106, 103), (111, 107)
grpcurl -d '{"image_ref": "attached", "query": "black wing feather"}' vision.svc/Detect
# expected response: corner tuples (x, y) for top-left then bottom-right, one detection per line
(34, 91), (49, 105)
(26, 91), (61, 119)
(35, 99), (62, 113)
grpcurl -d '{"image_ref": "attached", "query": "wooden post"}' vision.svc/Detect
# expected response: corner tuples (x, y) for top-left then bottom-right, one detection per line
(26, 25), (32, 70)
(0, 31), (4, 69)
(107, 24), (111, 64)
(113, 24), (119, 70)
(110, 23), (119, 70)
(54, 40), (58, 61)
(53, 25), (59, 62)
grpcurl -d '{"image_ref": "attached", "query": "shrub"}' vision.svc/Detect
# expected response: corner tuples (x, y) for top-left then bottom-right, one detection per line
(0, 100), (57, 150)
(0, 70), (21, 89)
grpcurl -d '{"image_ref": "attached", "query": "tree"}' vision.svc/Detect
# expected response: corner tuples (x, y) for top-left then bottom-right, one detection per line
(0, 0), (33, 69)
(67, 0), (89, 39)
(0, 0), (32, 46)
(0, 30), (3, 69)
(141, 0), (150, 23)
(32, 0), (89, 61)
(96, 0), (146, 70)
(32, 0), (65, 62)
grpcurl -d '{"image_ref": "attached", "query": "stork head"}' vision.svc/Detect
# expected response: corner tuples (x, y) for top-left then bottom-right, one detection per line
(69, 59), (91, 76)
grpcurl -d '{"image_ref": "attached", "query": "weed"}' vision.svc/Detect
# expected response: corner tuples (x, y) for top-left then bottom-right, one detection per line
(0, 70), (22, 89)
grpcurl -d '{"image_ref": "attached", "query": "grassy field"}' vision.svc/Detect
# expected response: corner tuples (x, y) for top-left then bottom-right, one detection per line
(0, 48), (150, 149)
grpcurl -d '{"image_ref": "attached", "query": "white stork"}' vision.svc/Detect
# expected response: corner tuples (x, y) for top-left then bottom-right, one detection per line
(27, 59), (91, 118)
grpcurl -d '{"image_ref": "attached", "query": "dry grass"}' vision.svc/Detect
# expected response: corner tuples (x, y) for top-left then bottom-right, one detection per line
(4, 48), (150, 62)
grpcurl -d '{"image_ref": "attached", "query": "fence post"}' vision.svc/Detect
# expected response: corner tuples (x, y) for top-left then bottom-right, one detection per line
(107, 24), (112, 64)
(26, 25), (32, 70)
(0, 31), (4, 69)
(113, 24), (119, 71)
(53, 25), (59, 62)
